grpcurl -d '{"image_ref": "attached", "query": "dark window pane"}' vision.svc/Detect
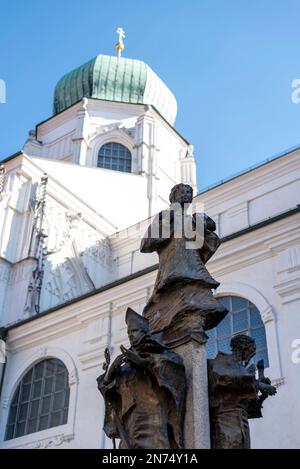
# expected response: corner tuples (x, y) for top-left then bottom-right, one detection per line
(250, 307), (263, 329)
(218, 297), (230, 310)
(29, 400), (39, 419)
(206, 328), (216, 340)
(28, 419), (38, 434)
(55, 373), (66, 392)
(46, 361), (56, 377)
(233, 310), (248, 333)
(41, 396), (51, 415)
(38, 415), (49, 431)
(63, 408), (68, 424)
(51, 359), (63, 366)
(50, 411), (62, 427)
(21, 383), (31, 402)
(217, 315), (231, 338)
(98, 143), (131, 173)
(34, 362), (44, 379)
(53, 392), (64, 411)
(218, 338), (231, 353)
(251, 327), (268, 351)
(11, 387), (20, 405)
(6, 425), (15, 440)
(19, 403), (29, 421)
(32, 381), (42, 399)
(206, 337), (217, 359)
(44, 377), (54, 395)
(232, 297), (247, 311)
(23, 369), (33, 384)
(255, 350), (269, 368)
(15, 421), (26, 438)
(8, 406), (17, 424)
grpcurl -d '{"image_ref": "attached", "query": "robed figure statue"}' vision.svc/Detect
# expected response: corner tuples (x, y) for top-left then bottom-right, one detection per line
(140, 183), (227, 341)
(97, 308), (186, 449)
(208, 334), (277, 449)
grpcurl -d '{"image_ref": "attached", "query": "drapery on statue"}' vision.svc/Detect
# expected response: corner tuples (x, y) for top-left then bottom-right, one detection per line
(208, 334), (277, 449)
(140, 183), (227, 341)
(97, 308), (186, 449)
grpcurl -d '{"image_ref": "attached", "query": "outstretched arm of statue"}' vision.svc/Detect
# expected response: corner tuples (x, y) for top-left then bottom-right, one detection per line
(256, 359), (277, 401)
(102, 354), (125, 385)
(120, 345), (152, 368)
(140, 211), (174, 253)
(192, 212), (220, 263)
(258, 381), (277, 397)
(192, 213), (216, 232)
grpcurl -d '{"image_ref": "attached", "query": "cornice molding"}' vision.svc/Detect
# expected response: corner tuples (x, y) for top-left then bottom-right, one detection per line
(274, 276), (300, 304)
(197, 154), (300, 209)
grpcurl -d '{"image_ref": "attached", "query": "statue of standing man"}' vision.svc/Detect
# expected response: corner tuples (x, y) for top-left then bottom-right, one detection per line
(208, 334), (277, 449)
(141, 183), (227, 341)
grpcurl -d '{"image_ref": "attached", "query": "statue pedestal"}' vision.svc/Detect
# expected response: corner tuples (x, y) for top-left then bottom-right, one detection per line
(170, 332), (211, 449)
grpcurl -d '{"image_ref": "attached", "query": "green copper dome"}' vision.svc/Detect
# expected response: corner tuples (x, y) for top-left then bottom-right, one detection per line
(54, 55), (177, 125)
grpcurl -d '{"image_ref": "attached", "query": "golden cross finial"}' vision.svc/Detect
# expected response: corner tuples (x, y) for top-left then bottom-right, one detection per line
(116, 27), (125, 58)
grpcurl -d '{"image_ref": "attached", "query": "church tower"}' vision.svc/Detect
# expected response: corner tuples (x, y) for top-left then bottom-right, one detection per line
(23, 52), (197, 227)
(0, 36), (197, 325)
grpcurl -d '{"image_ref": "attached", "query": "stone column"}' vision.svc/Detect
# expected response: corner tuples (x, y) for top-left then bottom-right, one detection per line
(171, 333), (211, 449)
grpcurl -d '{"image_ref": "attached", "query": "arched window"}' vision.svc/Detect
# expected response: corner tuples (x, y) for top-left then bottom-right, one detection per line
(5, 358), (70, 440)
(97, 142), (132, 173)
(206, 296), (269, 367)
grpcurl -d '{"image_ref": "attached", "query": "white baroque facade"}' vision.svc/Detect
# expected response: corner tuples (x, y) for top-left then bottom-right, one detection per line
(0, 52), (299, 449)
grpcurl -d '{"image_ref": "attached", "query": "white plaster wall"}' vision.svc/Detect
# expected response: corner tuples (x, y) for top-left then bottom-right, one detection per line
(198, 149), (300, 238)
(3, 259), (36, 325)
(0, 260), (11, 321)
(27, 157), (149, 231)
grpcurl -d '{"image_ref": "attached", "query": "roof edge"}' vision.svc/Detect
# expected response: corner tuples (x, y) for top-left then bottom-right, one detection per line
(35, 98), (189, 145)
(0, 150), (24, 165)
(197, 144), (300, 196)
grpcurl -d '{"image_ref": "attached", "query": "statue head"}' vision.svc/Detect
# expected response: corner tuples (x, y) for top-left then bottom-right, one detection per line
(169, 183), (193, 206)
(125, 308), (149, 347)
(230, 334), (256, 366)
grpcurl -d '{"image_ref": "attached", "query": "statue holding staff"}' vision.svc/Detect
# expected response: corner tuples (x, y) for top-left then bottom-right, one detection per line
(97, 308), (186, 449)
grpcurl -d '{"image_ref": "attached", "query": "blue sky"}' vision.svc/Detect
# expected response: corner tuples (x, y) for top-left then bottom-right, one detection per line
(1, 0), (300, 188)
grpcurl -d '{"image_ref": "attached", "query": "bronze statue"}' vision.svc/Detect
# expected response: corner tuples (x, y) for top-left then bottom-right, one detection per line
(97, 308), (186, 449)
(208, 334), (277, 449)
(140, 183), (227, 341)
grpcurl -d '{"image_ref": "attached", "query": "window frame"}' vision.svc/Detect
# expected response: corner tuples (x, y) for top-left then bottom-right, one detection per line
(97, 142), (132, 173)
(5, 358), (70, 441)
(87, 130), (137, 173)
(0, 348), (78, 449)
(206, 296), (270, 367)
